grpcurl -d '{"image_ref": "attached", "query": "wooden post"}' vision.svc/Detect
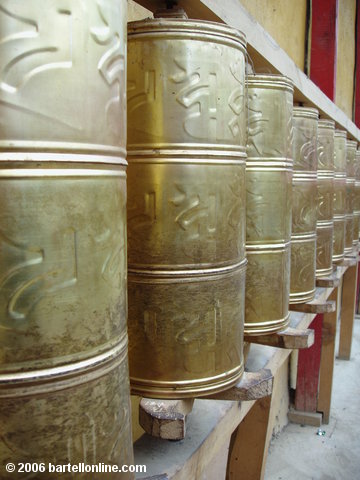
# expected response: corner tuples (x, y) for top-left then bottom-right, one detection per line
(309, 0), (338, 101)
(354, 0), (360, 127)
(226, 395), (272, 480)
(317, 288), (338, 424)
(338, 263), (358, 359)
(294, 314), (323, 412)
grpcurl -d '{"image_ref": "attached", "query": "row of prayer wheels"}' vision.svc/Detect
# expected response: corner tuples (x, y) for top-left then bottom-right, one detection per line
(1, 5), (360, 477)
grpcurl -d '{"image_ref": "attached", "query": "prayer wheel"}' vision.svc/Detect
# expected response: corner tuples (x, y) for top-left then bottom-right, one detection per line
(290, 107), (318, 304)
(245, 74), (293, 334)
(0, 1), (133, 478)
(332, 129), (347, 263)
(355, 149), (360, 240)
(345, 140), (357, 252)
(127, 18), (247, 398)
(316, 119), (335, 277)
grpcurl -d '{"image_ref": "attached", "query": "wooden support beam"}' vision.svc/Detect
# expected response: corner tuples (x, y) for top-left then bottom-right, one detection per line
(245, 327), (314, 349)
(203, 369), (273, 401)
(288, 408), (322, 427)
(289, 299), (336, 314)
(317, 288), (338, 424)
(338, 263), (358, 359)
(139, 398), (194, 441)
(226, 396), (272, 480)
(309, 0), (338, 101)
(316, 276), (341, 288)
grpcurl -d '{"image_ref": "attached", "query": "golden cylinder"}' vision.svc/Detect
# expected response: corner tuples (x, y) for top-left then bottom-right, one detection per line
(127, 19), (247, 397)
(0, 0), (133, 474)
(316, 221), (334, 277)
(0, 0), (127, 158)
(245, 74), (293, 334)
(290, 107), (318, 303)
(333, 216), (346, 263)
(332, 130), (347, 263)
(316, 119), (335, 277)
(355, 149), (360, 239)
(345, 139), (357, 252)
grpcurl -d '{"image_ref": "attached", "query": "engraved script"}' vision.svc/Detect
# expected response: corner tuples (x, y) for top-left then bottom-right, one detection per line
(0, 229), (78, 324)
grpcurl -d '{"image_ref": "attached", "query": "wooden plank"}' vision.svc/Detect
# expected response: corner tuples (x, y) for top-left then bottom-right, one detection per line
(203, 369), (273, 401)
(226, 396), (272, 480)
(309, 0), (338, 101)
(295, 314), (323, 412)
(317, 288), (338, 423)
(288, 409), (322, 427)
(245, 327), (314, 349)
(338, 264), (358, 359)
(139, 398), (194, 440)
(316, 276), (341, 288)
(289, 299), (336, 314)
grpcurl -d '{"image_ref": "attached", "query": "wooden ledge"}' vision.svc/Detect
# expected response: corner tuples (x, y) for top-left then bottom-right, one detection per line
(289, 299), (336, 314)
(316, 276), (341, 288)
(245, 327), (315, 349)
(339, 257), (357, 267)
(139, 398), (194, 441)
(202, 369), (273, 401)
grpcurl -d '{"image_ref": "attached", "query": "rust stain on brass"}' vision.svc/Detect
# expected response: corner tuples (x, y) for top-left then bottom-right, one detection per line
(0, 1), (133, 476)
(316, 119), (334, 277)
(245, 74), (293, 334)
(333, 130), (347, 263)
(290, 107), (318, 303)
(127, 19), (247, 397)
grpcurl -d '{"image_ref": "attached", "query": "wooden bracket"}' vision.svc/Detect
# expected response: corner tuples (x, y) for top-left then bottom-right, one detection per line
(139, 398), (194, 441)
(316, 277), (340, 288)
(341, 257), (358, 267)
(201, 369), (273, 401)
(289, 299), (336, 314)
(245, 327), (315, 349)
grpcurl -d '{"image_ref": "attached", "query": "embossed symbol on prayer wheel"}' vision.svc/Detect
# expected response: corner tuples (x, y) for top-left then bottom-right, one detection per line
(333, 130), (347, 263)
(0, 2), (133, 477)
(290, 107), (318, 304)
(245, 74), (293, 334)
(127, 18), (247, 397)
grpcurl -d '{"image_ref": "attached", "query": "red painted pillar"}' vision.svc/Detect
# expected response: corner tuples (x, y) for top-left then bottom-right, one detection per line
(295, 314), (323, 412)
(310, 0), (338, 101)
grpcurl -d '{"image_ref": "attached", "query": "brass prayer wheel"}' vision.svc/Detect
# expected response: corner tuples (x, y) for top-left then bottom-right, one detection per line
(316, 119), (334, 277)
(0, 1), (133, 476)
(245, 74), (293, 334)
(355, 149), (360, 240)
(290, 107), (318, 304)
(127, 18), (247, 397)
(333, 129), (347, 263)
(345, 139), (357, 252)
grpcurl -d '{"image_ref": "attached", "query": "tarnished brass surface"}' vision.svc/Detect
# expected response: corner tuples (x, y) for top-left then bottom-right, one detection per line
(128, 261), (246, 397)
(355, 149), (360, 239)
(0, 161), (133, 475)
(290, 234), (317, 303)
(128, 19), (247, 153)
(353, 214), (360, 246)
(334, 130), (347, 174)
(333, 216), (346, 263)
(127, 19), (247, 397)
(332, 130), (347, 262)
(290, 107), (318, 303)
(316, 120), (334, 278)
(0, 350), (133, 480)
(345, 140), (357, 252)
(0, 0), (127, 158)
(316, 222), (334, 277)
(245, 74), (293, 333)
